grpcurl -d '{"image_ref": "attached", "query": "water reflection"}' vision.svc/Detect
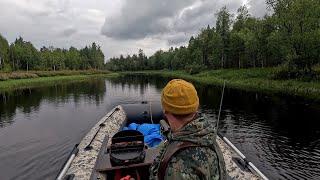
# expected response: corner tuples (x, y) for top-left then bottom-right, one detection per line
(0, 79), (106, 127)
(0, 75), (319, 180)
(119, 74), (320, 179)
(202, 84), (320, 179)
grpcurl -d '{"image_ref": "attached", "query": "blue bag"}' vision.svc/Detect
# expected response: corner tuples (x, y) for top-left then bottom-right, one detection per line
(123, 123), (164, 147)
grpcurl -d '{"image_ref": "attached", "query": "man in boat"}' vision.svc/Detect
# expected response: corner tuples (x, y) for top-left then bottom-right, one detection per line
(150, 79), (227, 180)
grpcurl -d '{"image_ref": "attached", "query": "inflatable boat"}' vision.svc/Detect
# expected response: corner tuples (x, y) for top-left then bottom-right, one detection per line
(56, 102), (268, 180)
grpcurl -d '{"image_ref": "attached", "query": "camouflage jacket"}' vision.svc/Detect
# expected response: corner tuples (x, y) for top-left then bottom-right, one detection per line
(150, 115), (227, 180)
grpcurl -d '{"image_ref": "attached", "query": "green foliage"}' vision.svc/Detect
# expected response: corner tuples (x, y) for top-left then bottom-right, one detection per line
(272, 64), (319, 81)
(65, 47), (81, 70)
(9, 37), (40, 71)
(2, 63), (12, 72)
(0, 73), (116, 92)
(0, 70), (110, 81)
(0, 72), (38, 81)
(106, 49), (148, 71)
(266, 0), (320, 72)
(185, 63), (206, 75)
(0, 34), (9, 70)
(124, 68), (320, 100)
(106, 0), (319, 81)
(0, 33), (105, 72)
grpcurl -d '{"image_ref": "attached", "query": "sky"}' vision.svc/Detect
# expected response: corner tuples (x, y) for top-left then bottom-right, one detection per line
(0, 0), (267, 60)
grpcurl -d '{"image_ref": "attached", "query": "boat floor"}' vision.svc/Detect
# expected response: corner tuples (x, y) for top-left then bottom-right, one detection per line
(65, 106), (259, 180)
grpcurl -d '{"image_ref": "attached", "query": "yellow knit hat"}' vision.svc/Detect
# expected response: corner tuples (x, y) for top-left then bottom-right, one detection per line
(161, 79), (199, 115)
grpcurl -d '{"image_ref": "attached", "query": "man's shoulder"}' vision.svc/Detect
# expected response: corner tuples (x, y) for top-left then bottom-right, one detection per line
(165, 146), (220, 179)
(170, 146), (218, 165)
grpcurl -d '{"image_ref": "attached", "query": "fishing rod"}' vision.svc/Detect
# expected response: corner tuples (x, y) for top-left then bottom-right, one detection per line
(214, 81), (268, 180)
(84, 107), (120, 150)
(215, 81), (226, 137)
(149, 100), (154, 124)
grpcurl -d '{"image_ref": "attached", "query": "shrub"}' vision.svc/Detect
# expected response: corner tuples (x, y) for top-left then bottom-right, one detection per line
(272, 64), (319, 81)
(0, 70), (110, 81)
(185, 63), (207, 75)
(0, 72), (38, 81)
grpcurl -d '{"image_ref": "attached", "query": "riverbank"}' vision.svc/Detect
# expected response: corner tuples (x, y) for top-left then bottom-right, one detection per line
(122, 68), (320, 101)
(0, 70), (118, 92)
(2, 68), (319, 100)
(0, 70), (110, 81)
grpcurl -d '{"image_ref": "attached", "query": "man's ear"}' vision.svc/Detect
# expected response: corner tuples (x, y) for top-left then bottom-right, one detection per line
(163, 110), (168, 120)
(163, 112), (173, 126)
(163, 110), (167, 115)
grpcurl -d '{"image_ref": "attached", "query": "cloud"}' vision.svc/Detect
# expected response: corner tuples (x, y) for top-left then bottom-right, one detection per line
(101, 0), (195, 40)
(166, 33), (190, 46)
(60, 27), (77, 37)
(247, 0), (268, 18)
(101, 0), (245, 46)
(0, 0), (118, 56)
(0, 0), (267, 59)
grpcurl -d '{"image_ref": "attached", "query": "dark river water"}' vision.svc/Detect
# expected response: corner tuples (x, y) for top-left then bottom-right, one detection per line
(0, 75), (320, 180)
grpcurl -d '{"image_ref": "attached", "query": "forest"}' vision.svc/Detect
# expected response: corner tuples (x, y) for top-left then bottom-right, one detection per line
(0, 36), (105, 71)
(106, 0), (320, 79)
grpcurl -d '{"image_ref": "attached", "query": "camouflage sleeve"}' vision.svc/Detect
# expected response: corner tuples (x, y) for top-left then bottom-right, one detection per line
(164, 147), (220, 180)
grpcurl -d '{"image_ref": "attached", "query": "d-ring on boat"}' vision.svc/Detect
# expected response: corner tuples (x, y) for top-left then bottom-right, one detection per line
(56, 101), (268, 180)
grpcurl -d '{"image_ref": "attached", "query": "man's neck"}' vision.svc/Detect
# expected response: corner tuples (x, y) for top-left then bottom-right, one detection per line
(165, 113), (196, 132)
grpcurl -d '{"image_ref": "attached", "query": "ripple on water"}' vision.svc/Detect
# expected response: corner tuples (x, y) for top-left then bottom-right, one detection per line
(10, 139), (74, 180)
(1, 77), (320, 180)
(220, 110), (320, 180)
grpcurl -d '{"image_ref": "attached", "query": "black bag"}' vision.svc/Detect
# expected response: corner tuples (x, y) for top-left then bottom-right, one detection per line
(110, 130), (146, 166)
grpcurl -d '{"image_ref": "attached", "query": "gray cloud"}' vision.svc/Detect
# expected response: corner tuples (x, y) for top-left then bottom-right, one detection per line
(160, 32), (190, 46)
(0, 0), (267, 59)
(60, 27), (77, 37)
(248, 0), (268, 17)
(101, 0), (246, 46)
(101, 0), (194, 40)
(0, 0), (114, 55)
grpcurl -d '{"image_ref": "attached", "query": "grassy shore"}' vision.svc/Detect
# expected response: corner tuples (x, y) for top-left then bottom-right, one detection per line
(0, 70), (118, 92)
(122, 68), (320, 100)
(0, 70), (111, 81)
(2, 68), (319, 100)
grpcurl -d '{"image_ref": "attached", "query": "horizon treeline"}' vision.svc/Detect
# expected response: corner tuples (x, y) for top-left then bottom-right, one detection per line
(0, 35), (104, 71)
(106, 0), (320, 77)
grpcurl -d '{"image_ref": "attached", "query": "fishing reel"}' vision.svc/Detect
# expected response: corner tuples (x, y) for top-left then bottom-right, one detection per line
(159, 120), (171, 138)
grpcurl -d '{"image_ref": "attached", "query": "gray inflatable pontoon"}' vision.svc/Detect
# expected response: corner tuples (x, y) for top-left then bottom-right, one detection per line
(56, 102), (267, 180)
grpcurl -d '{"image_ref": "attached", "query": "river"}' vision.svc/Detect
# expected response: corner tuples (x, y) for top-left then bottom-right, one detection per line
(0, 75), (319, 180)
